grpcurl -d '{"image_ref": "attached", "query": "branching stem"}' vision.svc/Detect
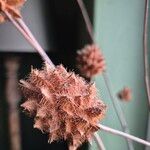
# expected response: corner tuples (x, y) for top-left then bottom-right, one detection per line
(3, 3), (150, 149)
(4, 11), (55, 69)
(76, 0), (134, 149)
(99, 124), (150, 147)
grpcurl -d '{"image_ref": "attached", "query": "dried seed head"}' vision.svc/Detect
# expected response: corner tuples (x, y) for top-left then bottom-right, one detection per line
(0, 0), (26, 23)
(76, 44), (106, 78)
(118, 87), (132, 102)
(20, 63), (106, 150)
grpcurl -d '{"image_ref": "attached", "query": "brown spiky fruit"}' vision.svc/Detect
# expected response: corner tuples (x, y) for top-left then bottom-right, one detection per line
(0, 0), (25, 23)
(118, 87), (132, 102)
(76, 44), (106, 78)
(20, 63), (106, 150)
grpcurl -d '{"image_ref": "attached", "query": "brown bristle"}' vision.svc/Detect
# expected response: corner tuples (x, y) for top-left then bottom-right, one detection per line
(34, 118), (49, 133)
(21, 100), (37, 116)
(85, 107), (102, 117)
(36, 106), (48, 118)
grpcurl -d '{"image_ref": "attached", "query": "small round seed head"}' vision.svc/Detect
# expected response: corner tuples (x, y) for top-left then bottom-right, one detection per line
(20, 63), (106, 150)
(76, 44), (106, 78)
(118, 87), (132, 101)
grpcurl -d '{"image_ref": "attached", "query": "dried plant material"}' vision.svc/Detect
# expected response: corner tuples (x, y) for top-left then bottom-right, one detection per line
(20, 63), (106, 150)
(0, 0), (25, 23)
(118, 87), (132, 102)
(0, 13), (5, 23)
(7, 0), (25, 7)
(76, 44), (106, 78)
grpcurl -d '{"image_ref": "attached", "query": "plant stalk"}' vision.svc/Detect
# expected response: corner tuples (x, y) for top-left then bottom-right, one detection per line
(76, 0), (134, 149)
(143, 0), (150, 150)
(99, 124), (150, 147)
(4, 11), (55, 69)
(143, 0), (150, 107)
(93, 133), (106, 150)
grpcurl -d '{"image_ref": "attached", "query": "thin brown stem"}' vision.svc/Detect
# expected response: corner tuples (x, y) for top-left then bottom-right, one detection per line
(143, 0), (150, 107)
(76, 0), (134, 149)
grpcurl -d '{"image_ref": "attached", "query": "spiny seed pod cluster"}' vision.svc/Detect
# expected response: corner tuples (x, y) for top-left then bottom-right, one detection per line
(20, 63), (106, 150)
(118, 87), (132, 102)
(76, 44), (106, 78)
(0, 0), (25, 23)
